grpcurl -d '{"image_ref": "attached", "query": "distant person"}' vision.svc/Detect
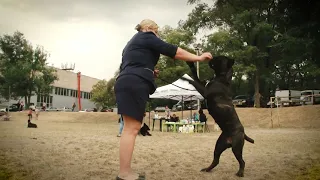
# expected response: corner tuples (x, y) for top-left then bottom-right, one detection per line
(199, 109), (207, 123)
(42, 102), (46, 111)
(193, 112), (199, 121)
(165, 106), (171, 119)
(2, 112), (10, 121)
(20, 101), (24, 111)
(27, 108), (33, 120)
(154, 111), (159, 119)
(114, 19), (212, 180)
(170, 114), (179, 122)
(17, 101), (21, 111)
(117, 115), (124, 137)
(35, 108), (40, 120)
(72, 102), (76, 112)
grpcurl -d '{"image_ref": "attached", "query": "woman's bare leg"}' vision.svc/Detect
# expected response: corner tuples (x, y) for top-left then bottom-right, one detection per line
(118, 115), (141, 180)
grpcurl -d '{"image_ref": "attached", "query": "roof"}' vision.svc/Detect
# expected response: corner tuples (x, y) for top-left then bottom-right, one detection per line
(52, 68), (101, 92)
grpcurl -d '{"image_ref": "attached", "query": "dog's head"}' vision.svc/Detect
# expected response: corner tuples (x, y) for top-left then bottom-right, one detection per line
(142, 123), (150, 131)
(209, 56), (235, 84)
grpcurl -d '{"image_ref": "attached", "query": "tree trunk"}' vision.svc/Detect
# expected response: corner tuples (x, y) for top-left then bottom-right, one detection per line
(237, 77), (241, 94)
(24, 96), (28, 110)
(27, 95), (31, 108)
(254, 70), (261, 108)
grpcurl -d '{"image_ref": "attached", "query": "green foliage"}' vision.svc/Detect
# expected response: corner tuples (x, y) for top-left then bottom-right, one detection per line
(0, 31), (58, 106)
(181, 0), (320, 107)
(90, 79), (116, 109)
(94, 0), (320, 109)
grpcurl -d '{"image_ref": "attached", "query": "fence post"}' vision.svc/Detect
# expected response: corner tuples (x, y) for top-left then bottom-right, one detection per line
(270, 97), (273, 128)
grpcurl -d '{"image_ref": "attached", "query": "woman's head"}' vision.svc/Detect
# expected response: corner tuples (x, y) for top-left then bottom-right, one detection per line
(135, 19), (159, 37)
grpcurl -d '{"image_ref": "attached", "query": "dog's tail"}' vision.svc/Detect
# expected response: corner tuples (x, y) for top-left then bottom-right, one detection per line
(244, 134), (254, 144)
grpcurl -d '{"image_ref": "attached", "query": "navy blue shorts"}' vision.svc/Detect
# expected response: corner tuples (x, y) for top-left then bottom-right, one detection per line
(114, 74), (150, 122)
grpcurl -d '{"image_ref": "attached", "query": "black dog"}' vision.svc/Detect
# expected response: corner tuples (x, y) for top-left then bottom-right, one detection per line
(181, 56), (254, 177)
(139, 123), (152, 136)
(27, 120), (37, 128)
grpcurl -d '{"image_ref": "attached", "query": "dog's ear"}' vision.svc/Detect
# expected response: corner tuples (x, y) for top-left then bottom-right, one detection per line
(227, 58), (235, 69)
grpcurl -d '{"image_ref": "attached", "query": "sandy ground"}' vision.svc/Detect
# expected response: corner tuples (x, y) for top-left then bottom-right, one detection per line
(0, 106), (320, 180)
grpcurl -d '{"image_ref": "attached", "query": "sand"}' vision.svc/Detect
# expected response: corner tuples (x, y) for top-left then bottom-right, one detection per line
(0, 105), (320, 180)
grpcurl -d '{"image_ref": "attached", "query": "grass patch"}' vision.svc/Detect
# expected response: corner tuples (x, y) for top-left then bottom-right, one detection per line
(0, 167), (12, 180)
(296, 164), (320, 180)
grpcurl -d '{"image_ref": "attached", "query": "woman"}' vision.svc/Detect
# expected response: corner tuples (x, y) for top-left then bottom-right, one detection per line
(193, 112), (199, 121)
(115, 19), (212, 180)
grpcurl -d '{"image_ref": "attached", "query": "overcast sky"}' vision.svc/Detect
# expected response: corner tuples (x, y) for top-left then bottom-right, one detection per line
(0, 0), (213, 80)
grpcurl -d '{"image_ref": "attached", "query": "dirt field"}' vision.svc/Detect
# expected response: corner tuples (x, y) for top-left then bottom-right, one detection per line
(0, 105), (320, 180)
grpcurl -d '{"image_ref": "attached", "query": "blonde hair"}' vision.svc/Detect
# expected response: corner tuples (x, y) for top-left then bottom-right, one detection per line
(135, 19), (159, 32)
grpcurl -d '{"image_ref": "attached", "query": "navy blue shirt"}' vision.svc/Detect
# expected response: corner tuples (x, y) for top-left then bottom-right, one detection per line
(118, 32), (178, 94)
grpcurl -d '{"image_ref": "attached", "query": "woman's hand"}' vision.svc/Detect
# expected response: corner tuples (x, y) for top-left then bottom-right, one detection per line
(198, 52), (213, 62)
(154, 69), (160, 78)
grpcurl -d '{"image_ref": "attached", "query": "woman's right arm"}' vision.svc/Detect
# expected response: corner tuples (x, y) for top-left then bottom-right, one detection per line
(146, 33), (212, 62)
(174, 47), (212, 62)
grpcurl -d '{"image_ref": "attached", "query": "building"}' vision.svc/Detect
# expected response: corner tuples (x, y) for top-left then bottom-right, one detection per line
(30, 68), (101, 110)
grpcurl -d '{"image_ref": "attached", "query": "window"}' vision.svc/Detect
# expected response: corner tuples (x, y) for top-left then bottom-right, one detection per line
(37, 95), (53, 107)
(55, 87), (58, 95)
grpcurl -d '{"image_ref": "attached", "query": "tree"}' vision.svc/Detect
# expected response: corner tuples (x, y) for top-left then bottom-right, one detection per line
(182, 0), (320, 107)
(91, 79), (116, 109)
(91, 80), (108, 108)
(0, 31), (58, 106)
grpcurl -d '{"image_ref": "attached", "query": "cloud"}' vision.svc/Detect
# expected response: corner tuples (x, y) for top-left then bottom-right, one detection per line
(0, 0), (213, 80)
(0, 0), (192, 23)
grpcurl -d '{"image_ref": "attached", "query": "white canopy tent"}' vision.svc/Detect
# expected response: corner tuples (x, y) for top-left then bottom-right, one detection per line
(149, 74), (203, 120)
(150, 74), (203, 101)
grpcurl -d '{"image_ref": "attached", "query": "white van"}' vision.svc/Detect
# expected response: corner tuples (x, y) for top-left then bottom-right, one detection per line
(300, 90), (320, 105)
(271, 90), (301, 106)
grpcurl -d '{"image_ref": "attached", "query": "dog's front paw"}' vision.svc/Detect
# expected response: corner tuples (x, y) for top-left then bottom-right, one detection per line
(236, 171), (244, 177)
(200, 168), (212, 172)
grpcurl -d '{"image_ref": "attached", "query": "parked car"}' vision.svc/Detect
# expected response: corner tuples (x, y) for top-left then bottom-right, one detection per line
(300, 90), (320, 105)
(100, 107), (113, 112)
(61, 107), (72, 112)
(5, 104), (21, 112)
(154, 107), (167, 112)
(45, 107), (61, 112)
(232, 95), (254, 107)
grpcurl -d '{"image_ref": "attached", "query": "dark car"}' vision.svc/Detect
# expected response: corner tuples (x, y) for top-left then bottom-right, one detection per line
(6, 104), (20, 112)
(100, 107), (113, 112)
(232, 95), (254, 107)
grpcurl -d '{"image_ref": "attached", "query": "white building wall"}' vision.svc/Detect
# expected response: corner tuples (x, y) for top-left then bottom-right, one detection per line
(27, 94), (95, 110)
(50, 94), (95, 109)
(1, 68), (101, 110)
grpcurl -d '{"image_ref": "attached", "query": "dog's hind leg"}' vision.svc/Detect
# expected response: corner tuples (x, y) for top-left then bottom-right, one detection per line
(231, 133), (246, 177)
(201, 133), (230, 172)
